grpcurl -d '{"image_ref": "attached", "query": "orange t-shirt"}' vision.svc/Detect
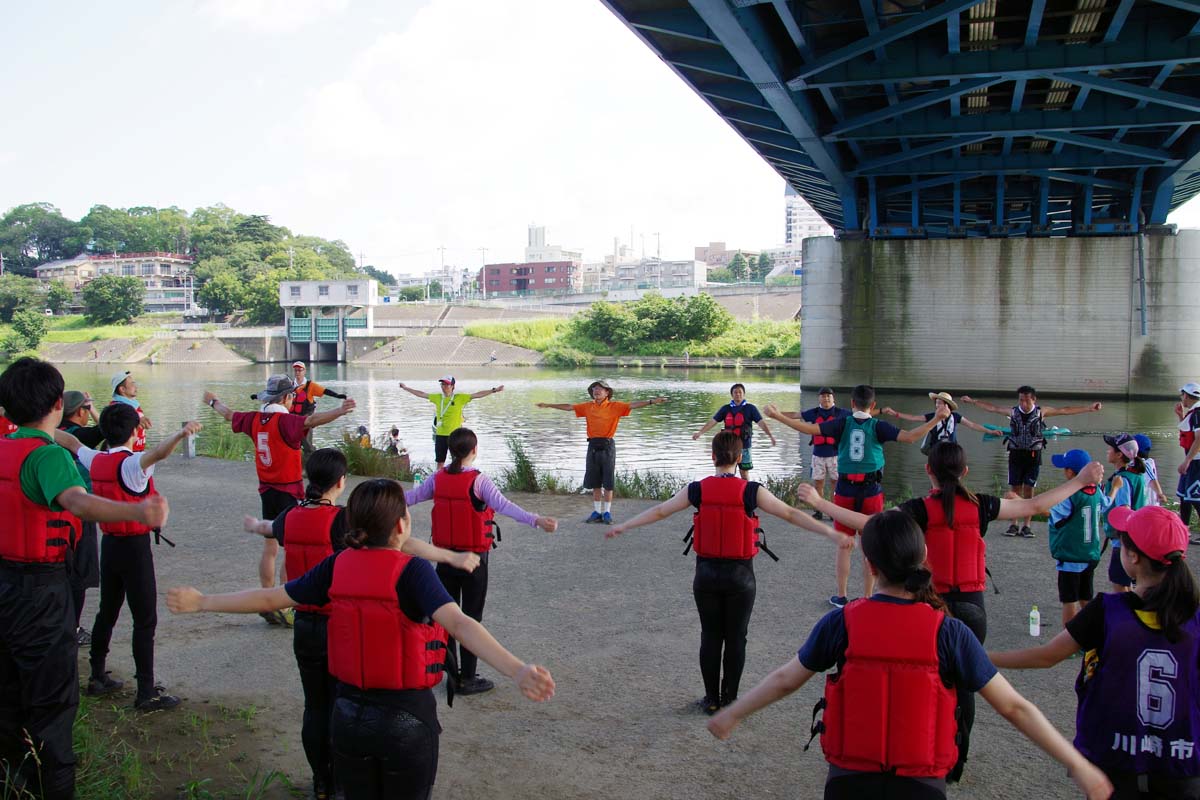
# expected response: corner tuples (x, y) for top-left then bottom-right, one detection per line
(573, 400), (632, 439)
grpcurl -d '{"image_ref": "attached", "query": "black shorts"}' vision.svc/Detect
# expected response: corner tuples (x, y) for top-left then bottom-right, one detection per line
(261, 488), (300, 521)
(1057, 561), (1099, 603)
(583, 438), (616, 491)
(1007, 449), (1042, 488)
(434, 434), (450, 463)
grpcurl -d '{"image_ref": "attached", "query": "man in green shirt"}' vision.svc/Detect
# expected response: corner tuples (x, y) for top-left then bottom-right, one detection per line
(0, 357), (168, 800)
(398, 376), (504, 468)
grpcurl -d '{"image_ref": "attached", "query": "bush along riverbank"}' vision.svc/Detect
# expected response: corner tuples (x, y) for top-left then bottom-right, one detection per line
(463, 293), (800, 367)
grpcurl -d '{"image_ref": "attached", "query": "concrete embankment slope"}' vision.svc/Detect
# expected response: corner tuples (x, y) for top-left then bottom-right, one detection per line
(118, 454), (1118, 800)
(355, 334), (543, 366)
(42, 337), (250, 364)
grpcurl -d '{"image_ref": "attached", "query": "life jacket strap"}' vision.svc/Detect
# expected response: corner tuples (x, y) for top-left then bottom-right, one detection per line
(682, 524), (694, 556)
(486, 519), (502, 549)
(153, 528), (175, 547)
(804, 697), (826, 752)
(756, 527), (780, 562)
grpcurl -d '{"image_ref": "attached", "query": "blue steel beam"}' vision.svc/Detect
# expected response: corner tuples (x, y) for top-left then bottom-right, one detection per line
(795, 18), (1200, 87)
(856, 151), (1175, 175)
(1103, 0), (1137, 43)
(721, 106), (790, 133)
(826, 99), (1200, 141)
(1034, 131), (1177, 161)
(1030, 171), (1133, 190)
(698, 84), (773, 110)
(850, 135), (993, 174)
(1148, 0), (1200, 11)
(667, 49), (747, 80)
(1025, 0), (1047, 48)
(879, 172), (985, 197)
(786, 0), (986, 84)
(827, 77), (1005, 137)
(1048, 71), (1200, 113)
(628, 10), (718, 44)
(686, 0), (854, 201)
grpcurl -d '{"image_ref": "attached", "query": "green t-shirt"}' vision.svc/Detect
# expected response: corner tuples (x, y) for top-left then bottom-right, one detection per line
(12, 428), (86, 511)
(429, 393), (471, 436)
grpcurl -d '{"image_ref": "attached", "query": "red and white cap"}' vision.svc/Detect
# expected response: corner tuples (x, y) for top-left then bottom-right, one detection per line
(1107, 505), (1189, 565)
(291, 361), (306, 369)
(438, 375), (455, 385)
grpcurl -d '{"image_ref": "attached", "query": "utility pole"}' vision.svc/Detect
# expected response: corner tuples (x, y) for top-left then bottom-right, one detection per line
(654, 232), (661, 259)
(437, 246), (446, 303)
(479, 247), (488, 301)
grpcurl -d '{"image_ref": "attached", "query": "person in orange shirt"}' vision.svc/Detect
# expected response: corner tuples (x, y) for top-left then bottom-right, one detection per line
(536, 379), (667, 524)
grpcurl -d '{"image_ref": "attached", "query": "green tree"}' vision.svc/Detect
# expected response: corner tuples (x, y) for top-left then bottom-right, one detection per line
(706, 267), (734, 283)
(679, 293), (733, 340)
(0, 203), (86, 274)
(44, 280), (73, 313)
(235, 214), (285, 244)
(81, 205), (135, 253)
(7, 308), (48, 351)
(197, 270), (247, 318)
(399, 285), (426, 301)
(754, 251), (774, 281)
(82, 275), (144, 324)
(0, 274), (44, 322)
(728, 252), (748, 282)
(362, 265), (395, 285)
(242, 271), (286, 325)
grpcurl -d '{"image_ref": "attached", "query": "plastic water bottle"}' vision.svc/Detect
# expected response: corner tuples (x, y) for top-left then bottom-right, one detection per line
(412, 469), (424, 485)
(1029, 605), (1041, 637)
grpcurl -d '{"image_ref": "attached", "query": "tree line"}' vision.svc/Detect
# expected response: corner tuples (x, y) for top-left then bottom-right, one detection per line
(0, 202), (388, 326)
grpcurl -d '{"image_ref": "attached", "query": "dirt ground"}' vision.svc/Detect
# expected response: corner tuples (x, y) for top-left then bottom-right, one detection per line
(87, 455), (1182, 799)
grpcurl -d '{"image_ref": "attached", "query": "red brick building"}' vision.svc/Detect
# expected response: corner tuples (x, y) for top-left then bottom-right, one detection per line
(478, 260), (576, 295)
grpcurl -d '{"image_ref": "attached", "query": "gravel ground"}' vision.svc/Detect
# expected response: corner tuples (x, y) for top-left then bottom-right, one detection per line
(95, 454), (1188, 799)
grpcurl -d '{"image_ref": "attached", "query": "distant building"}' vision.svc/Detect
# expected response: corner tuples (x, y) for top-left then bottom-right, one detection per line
(694, 241), (759, 270)
(525, 225), (582, 268)
(479, 260), (576, 295)
(279, 279), (379, 362)
(34, 251), (201, 314)
(577, 262), (612, 292)
(785, 185), (833, 244)
(760, 244), (804, 278)
(607, 258), (702, 291)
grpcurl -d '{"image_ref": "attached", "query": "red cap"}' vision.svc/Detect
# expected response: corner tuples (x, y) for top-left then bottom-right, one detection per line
(1107, 506), (1189, 565)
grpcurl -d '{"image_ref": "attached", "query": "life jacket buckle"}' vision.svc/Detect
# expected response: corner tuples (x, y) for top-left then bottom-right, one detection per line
(485, 520), (501, 549)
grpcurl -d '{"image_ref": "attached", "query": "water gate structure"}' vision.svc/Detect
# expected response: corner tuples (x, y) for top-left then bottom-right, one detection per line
(601, 0), (1200, 395)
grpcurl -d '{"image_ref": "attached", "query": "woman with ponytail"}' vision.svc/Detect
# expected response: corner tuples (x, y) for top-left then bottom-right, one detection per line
(708, 510), (1111, 800)
(1102, 433), (1150, 592)
(992, 506), (1200, 798)
(404, 427), (558, 696)
(239, 449), (481, 800)
(799, 441), (1104, 780)
(169, 478), (554, 800)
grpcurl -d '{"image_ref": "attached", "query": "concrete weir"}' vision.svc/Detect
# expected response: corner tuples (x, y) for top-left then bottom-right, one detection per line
(800, 231), (1200, 398)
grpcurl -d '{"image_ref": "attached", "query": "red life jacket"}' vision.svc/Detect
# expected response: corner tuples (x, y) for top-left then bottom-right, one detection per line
(821, 599), (958, 777)
(290, 381), (317, 416)
(723, 405), (746, 438)
(691, 475), (759, 560)
(0, 416), (17, 436)
(326, 548), (448, 690)
(90, 451), (157, 536)
(284, 503), (341, 615)
(1182, 407), (1200, 453)
(251, 413), (303, 486)
(809, 410), (838, 447)
(0, 437), (81, 563)
(430, 469), (496, 553)
(109, 401), (146, 452)
(922, 494), (987, 594)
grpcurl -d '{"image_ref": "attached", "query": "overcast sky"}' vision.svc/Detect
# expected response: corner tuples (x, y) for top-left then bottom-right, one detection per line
(3, 0), (1197, 276)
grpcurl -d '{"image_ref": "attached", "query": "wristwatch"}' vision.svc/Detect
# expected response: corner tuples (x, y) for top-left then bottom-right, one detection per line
(208, 398), (217, 408)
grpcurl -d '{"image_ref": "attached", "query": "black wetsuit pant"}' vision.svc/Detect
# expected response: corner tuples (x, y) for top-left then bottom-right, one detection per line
(436, 552), (489, 679)
(692, 557), (756, 703)
(942, 593), (987, 784)
(90, 534), (158, 696)
(293, 611), (334, 789)
(0, 562), (77, 800)
(825, 771), (946, 800)
(69, 522), (99, 630)
(331, 687), (439, 800)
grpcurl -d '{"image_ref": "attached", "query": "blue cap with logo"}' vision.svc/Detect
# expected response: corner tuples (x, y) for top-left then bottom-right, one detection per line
(1051, 449), (1092, 474)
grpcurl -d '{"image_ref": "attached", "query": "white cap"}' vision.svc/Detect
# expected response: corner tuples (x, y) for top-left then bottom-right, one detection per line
(1182, 382), (1200, 398)
(291, 361), (305, 368)
(110, 370), (131, 393)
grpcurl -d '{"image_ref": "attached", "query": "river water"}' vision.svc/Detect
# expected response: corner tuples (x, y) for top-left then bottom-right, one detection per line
(58, 363), (1187, 500)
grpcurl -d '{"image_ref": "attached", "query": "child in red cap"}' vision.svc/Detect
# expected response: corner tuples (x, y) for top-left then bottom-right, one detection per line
(992, 505), (1200, 797)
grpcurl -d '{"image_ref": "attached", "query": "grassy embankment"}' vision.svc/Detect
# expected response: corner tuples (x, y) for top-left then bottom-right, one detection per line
(462, 318), (801, 367)
(0, 313), (181, 347)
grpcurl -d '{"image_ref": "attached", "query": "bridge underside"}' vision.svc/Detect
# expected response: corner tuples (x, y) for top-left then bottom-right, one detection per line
(601, 0), (1200, 238)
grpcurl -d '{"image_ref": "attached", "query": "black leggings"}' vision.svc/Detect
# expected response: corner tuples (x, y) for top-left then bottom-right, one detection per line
(293, 612), (333, 787)
(436, 553), (489, 679)
(331, 693), (438, 800)
(692, 558), (756, 702)
(825, 772), (946, 800)
(943, 597), (986, 783)
(90, 534), (158, 695)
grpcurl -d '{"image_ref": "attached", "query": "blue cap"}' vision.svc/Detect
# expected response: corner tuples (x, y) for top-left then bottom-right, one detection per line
(1134, 434), (1153, 454)
(1051, 449), (1092, 474)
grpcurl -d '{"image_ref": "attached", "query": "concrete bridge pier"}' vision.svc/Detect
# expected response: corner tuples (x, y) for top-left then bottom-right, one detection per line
(799, 230), (1200, 398)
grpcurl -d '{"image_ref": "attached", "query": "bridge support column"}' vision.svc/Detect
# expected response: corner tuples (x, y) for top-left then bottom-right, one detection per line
(799, 231), (1200, 397)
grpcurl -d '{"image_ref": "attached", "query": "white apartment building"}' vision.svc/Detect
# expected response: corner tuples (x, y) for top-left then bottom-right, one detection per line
(525, 225), (583, 275)
(606, 258), (702, 291)
(785, 185), (833, 244)
(35, 251), (201, 314)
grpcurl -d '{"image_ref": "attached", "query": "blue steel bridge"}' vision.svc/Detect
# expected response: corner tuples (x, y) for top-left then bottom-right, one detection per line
(600, 0), (1200, 238)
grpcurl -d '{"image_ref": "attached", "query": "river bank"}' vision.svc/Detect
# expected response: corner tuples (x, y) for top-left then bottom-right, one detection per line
(90, 454), (1159, 799)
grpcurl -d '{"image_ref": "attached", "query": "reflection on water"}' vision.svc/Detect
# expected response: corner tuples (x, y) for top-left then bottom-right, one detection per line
(57, 363), (1185, 499)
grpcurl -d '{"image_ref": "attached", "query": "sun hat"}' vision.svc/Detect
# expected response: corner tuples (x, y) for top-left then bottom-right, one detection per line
(1107, 505), (1189, 565)
(110, 370), (131, 394)
(1182, 382), (1200, 398)
(1103, 433), (1140, 461)
(260, 375), (296, 404)
(928, 391), (958, 411)
(1051, 449), (1092, 474)
(63, 391), (88, 417)
(1134, 434), (1153, 455)
(438, 375), (455, 385)
(587, 379), (613, 397)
